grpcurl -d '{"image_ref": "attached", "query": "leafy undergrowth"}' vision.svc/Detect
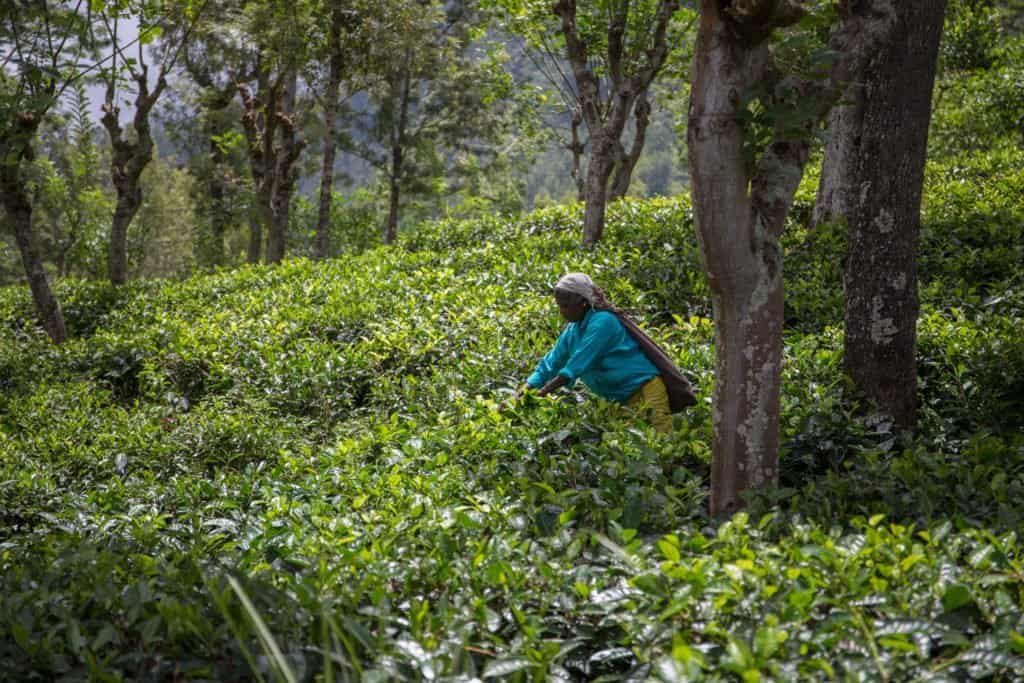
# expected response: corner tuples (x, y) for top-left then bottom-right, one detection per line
(1, 187), (1023, 681)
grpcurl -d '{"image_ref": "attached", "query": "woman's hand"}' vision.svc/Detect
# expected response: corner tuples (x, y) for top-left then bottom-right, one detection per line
(537, 375), (569, 397)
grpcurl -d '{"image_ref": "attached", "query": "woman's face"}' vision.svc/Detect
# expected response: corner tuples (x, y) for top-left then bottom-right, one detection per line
(555, 290), (588, 322)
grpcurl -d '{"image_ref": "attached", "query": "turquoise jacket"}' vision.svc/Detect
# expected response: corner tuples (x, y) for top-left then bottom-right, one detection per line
(527, 308), (659, 403)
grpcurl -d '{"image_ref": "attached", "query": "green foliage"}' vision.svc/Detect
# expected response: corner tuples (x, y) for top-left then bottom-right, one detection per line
(2, 165), (1023, 680)
(0, 14), (1021, 678)
(340, 0), (521, 233)
(735, 5), (839, 172)
(930, 36), (1024, 155)
(942, 0), (1003, 72)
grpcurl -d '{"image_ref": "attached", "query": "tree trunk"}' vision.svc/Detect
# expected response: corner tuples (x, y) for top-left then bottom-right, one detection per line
(609, 92), (652, 200)
(102, 71), (166, 286)
(581, 133), (616, 249)
(187, 68), (239, 269)
(239, 66), (279, 265)
(247, 206), (263, 264)
(107, 181), (143, 285)
(315, 10), (345, 260)
(568, 108), (586, 202)
(315, 111), (339, 259)
(384, 151), (402, 245)
(266, 70), (301, 264)
(201, 102), (233, 268)
(2, 177), (67, 344)
(383, 59), (411, 245)
(815, 0), (947, 429)
(688, 0), (895, 515)
(688, 11), (783, 516)
(206, 129), (228, 267)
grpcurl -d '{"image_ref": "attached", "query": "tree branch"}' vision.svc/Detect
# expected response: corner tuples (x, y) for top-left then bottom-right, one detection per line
(607, 0), (629, 88)
(636, 0), (681, 88)
(750, 0), (899, 234)
(525, 43), (578, 112)
(723, 0), (806, 44)
(538, 31), (579, 106)
(552, 0), (602, 130)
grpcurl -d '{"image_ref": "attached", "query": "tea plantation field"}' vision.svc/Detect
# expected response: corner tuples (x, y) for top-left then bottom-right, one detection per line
(1, 156), (1023, 680)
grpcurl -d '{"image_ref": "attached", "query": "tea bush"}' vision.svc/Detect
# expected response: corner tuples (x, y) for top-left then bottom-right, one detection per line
(2, 179), (1022, 681)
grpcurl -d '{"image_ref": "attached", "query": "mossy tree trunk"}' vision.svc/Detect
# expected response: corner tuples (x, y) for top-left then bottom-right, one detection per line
(688, 0), (896, 516)
(815, 0), (948, 429)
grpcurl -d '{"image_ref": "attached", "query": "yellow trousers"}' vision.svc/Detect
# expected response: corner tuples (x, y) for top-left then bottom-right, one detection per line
(627, 375), (673, 433)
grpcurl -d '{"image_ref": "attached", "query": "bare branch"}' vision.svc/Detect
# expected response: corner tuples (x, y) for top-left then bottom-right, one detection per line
(160, 0), (212, 78)
(537, 32), (578, 105)
(51, 0), (88, 77)
(3, 12), (29, 82)
(524, 44), (577, 112)
(57, 4), (174, 100)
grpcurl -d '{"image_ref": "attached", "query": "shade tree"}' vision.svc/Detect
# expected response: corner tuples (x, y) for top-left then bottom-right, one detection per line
(343, 0), (515, 244)
(234, 0), (312, 263)
(687, 0), (900, 515)
(814, 0), (948, 429)
(95, 0), (201, 285)
(0, 0), (101, 342)
(304, 0), (384, 260)
(493, 0), (688, 248)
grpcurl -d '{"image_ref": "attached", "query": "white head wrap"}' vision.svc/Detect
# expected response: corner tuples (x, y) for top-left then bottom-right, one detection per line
(554, 272), (598, 305)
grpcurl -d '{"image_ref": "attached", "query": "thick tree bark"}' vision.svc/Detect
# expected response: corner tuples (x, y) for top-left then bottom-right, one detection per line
(609, 91), (652, 200)
(815, 0), (947, 428)
(688, 0), (892, 516)
(102, 69), (167, 285)
(2, 173), (68, 344)
(689, 7), (784, 517)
